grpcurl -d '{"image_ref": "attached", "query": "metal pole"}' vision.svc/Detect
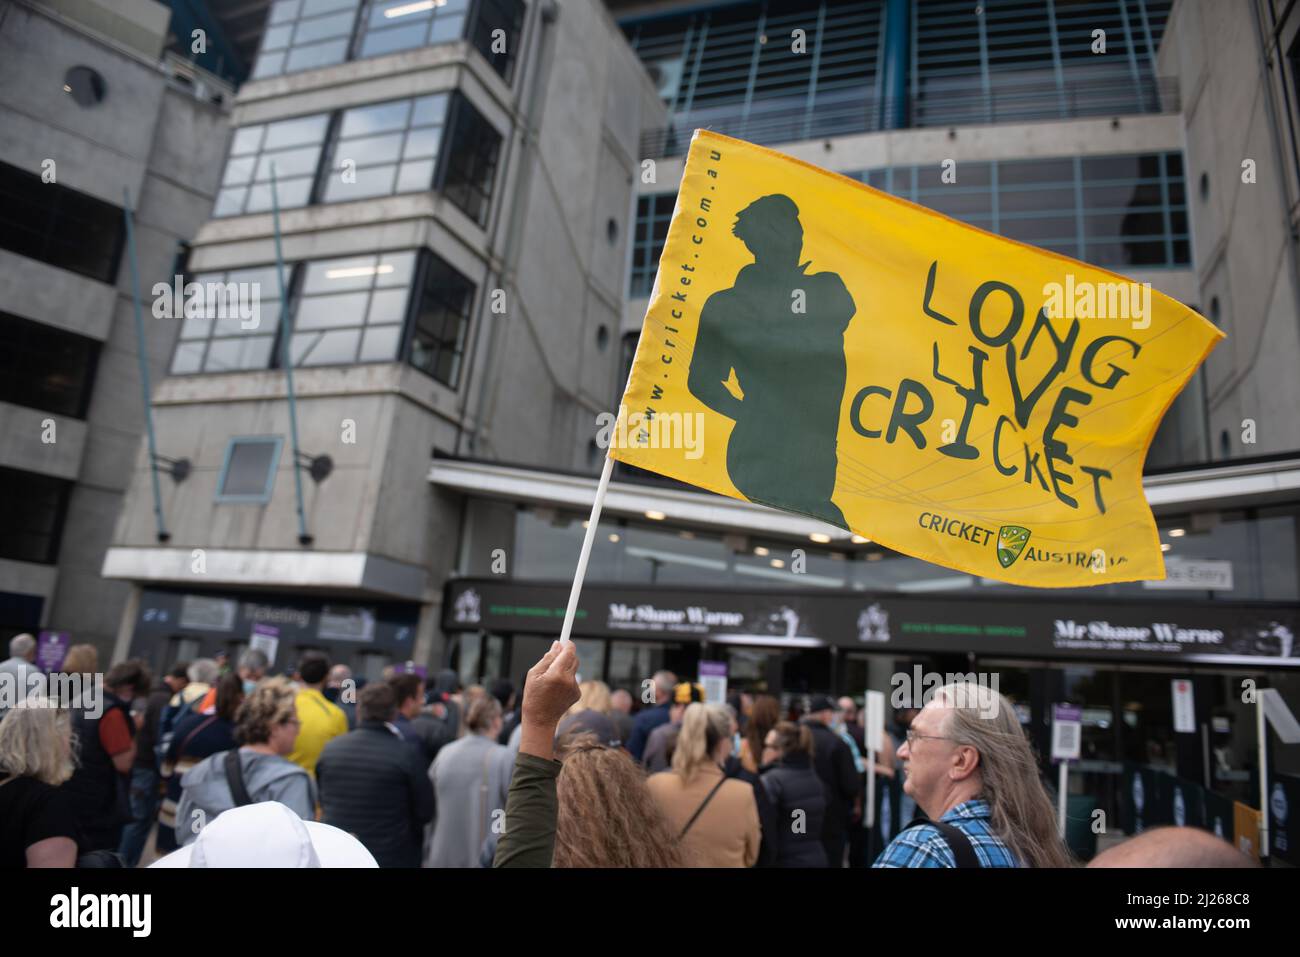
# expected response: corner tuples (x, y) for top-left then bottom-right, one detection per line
(122, 189), (169, 542)
(268, 164), (312, 545)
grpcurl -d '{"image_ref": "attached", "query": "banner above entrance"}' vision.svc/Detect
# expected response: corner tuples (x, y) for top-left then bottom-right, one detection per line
(444, 579), (1298, 667)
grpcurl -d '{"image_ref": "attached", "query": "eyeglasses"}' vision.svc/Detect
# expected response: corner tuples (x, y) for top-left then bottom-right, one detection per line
(904, 729), (950, 747)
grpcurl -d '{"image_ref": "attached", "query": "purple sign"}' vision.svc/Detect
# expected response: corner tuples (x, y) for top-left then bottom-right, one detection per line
(393, 662), (427, 679)
(699, 661), (727, 678)
(1053, 704), (1083, 723)
(36, 631), (70, 674)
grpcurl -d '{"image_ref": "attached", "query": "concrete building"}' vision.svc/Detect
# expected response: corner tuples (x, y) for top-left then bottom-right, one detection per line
(100, 0), (666, 681)
(0, 0), (233, 656)
(1159, 0), (1300, 462)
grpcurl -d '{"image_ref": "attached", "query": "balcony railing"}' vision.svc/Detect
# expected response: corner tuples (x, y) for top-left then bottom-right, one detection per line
(640, 74), (1180, 159)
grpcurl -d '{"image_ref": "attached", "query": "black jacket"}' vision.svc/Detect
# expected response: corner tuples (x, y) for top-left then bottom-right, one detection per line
(65, 691), (133, 851)
(409, 712), (456, 768)
(801, 718), (861, 840)
(316, 721), (434, 868)
(724, 755), (779, 867)
(759, 754), (830, 867)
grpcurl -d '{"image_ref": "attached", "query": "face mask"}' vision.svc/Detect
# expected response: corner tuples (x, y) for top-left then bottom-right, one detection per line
(243, 680), (257, 694)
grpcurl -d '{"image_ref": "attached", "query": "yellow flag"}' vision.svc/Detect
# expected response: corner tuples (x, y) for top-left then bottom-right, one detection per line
(610, 131), (1223, 587)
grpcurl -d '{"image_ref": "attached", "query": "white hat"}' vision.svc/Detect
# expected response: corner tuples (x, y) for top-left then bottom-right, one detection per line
(150, 801), (378, 868)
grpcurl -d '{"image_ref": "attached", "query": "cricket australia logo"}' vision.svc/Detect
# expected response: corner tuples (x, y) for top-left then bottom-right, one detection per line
(996, 525), (1031, 568)
(454, 588), (481, 625)
(857, 603), (890, 643)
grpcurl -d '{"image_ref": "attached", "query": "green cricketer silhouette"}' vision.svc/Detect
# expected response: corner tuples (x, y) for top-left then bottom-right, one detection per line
(687, 194), (855, 528)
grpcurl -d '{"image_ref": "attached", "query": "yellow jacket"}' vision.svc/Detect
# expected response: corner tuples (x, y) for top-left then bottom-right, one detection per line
(288, 687), (348, 777)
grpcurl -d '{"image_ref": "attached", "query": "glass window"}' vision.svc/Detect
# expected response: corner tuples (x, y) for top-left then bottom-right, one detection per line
(214, 113), (329, 217)
(467, 0), (525, 81)
(0, 466), (73, 564)
(629, 193), (676, 297)
(0, 312), (100, 418)
(407, 251), (474, 386)
(252, 0), (359, 79)
(607, 641), (695, 700)
(357, 0), (470, 58)
(168, 266), (283, 374)
(912, 0), (1171, 127)
(626, 1), (882, 151)
(291, 251), (415, 366)
(621, 524), (731, 586)
(0, 161), (124, 283)
(437, 93), (503, 226)
(217, 437), (283, 502)
(322, 94), (449, 203)
(841, 152), (1189, 270)
(572, 639), (607, 685)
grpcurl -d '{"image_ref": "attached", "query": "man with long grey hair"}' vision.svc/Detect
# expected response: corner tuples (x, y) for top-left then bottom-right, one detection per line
(873, 682), (1072, 868)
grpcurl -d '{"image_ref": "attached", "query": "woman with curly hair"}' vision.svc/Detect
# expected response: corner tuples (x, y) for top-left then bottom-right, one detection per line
(495, 641), (684, 868)
(552, 733), (682, 867)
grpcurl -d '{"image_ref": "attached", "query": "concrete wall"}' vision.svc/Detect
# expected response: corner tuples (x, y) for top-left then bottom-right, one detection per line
(1160, 0), (1300, 460)
(0, 3), (163, 208)
(0, 4), (230, 659)
(39, 0), (171, 62)
(467, 0), (665, 469)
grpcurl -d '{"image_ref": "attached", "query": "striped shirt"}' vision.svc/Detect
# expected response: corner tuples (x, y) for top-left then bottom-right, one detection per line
(872, 798), (1022, 868)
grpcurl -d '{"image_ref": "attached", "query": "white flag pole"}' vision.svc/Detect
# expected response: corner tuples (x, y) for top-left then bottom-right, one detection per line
(558, 452), (616, 645)
(1258, 695), (1269, 859)
(1057, 761), (1069, 838)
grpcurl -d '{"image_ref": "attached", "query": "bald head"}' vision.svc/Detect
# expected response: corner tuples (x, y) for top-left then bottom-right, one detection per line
(1088, 827), (1257, 868)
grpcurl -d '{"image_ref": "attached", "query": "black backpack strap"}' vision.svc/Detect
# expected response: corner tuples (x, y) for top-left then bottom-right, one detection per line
(903, 816), (981, 868)
(679, 773), (728, 841)
(223, 750), (254, 808)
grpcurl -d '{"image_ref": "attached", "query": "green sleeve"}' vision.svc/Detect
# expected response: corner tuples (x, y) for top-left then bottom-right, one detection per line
(493, 751), (562, 868)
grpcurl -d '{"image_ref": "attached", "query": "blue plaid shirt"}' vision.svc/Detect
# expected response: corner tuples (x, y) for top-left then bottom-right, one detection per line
(872, 799), (1021, 868)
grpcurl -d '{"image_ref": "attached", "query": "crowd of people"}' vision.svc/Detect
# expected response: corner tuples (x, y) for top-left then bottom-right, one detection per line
(0, 632), (1259, 869)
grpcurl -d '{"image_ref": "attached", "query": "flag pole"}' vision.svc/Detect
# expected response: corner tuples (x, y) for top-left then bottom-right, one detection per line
(558, 451), (616, 645)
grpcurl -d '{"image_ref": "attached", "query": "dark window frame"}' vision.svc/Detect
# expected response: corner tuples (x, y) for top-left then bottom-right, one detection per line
(466, 0), (526, 83)
(0, 465), (74, 565)
(0, 161), (124, 284)
(433, 91), (504, 228)
(215, 435), (284, 504)
(403, 248), (476, 389)
(0, 311), (101, 419)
